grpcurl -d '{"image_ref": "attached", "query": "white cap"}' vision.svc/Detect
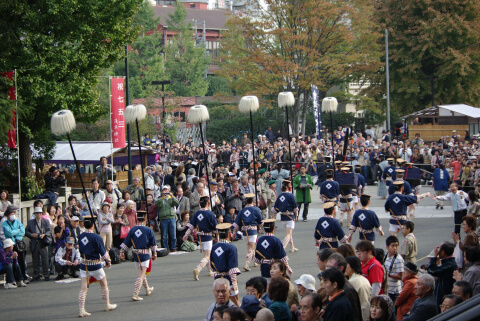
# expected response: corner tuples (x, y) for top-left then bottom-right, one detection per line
(162, 185), (171, 190)
(3, 238), (14, 249)
(34, 207), (43, 213)
(294, 274), (316, 292)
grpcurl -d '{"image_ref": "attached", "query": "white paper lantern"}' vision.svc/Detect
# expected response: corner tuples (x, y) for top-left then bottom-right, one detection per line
(51, 110), (76, 135)
(187, 105), (210, 124)
(322, 97), (338, 113)
(239, 96), (260, 113)
(278, 92), (295, 108)
(124, 104), (147, 124)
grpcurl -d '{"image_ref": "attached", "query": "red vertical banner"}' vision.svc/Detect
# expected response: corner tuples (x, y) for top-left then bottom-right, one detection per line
(2, 71), (16, 148)
(110, 77), (126, 148)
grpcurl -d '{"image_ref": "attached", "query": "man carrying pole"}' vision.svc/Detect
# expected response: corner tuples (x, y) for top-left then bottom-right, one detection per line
(120, 211), (157, 301)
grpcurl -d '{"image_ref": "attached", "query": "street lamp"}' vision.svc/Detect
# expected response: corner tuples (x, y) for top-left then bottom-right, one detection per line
(278, 92), (295, 184)
(322, 97), (338, 167)
(152, 80), (173, 141)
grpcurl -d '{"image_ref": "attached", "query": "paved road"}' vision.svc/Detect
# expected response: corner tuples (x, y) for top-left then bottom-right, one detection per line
(1, 185), (456, 321)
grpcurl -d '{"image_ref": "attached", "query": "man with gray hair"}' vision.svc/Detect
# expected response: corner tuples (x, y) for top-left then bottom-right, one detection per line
(239, 175), (255, 196)
(402, 273), (438, 321)
(204, 278), (236, 321)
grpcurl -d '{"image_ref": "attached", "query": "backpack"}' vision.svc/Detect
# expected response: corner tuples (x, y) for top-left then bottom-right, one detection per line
(181, 240), (197, 252)
(109, 247), (121, 264)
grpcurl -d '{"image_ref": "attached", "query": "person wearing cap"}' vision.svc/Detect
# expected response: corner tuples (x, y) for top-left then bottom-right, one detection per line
(70, 216), (81, 247)
(240, 294), (263, 321)
(373, 153), (388, 199)
(210, 223), (241, 306)
(3, 206), (28, 282)
(0, 238), (27, 289)
(395, 262), (419, 321)
(320, 169), (341, 204)
(293, 164), (314, 222)
(96, 156), (117, 189)
(233, 193), (263, 271)
(254, 219), (292, 279)
(348, 194), (384, 244)
(382, 158), (397, 190)
(270, 162), (290, 197)
(77, 218), (116, 317)
(433, 182), (470, 234)
(54, 236), (80, 280)
(385, 181), (429, 236)
(314, 202), (348, 249)
(209, 181), (224, 216)
(273, 180), (299, 252)
(432, 162), (450, 210)
(183, 196), (218, 280)
(257, 168), (269, 219)
(338, 167), (355, 228)
(98, 202), (115, 251)
(120, 210), (157, 301)
(294, 274), (316, 300)
(317, 156), (334, 185)
(388, 169), (412, 196)
(267, 180), (277, 219)
(156, 185), (179, 252)
(353, 165), (366, 211)
(25, 206), (52, 281)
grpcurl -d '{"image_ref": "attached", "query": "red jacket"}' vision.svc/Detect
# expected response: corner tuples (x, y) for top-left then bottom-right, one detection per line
(395, 274), (418, 321)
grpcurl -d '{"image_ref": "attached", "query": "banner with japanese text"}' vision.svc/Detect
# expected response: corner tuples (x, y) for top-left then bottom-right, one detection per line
(311, 84), (322, 141)
(110, 77), (126, 148)
(2, 71), (16, 148)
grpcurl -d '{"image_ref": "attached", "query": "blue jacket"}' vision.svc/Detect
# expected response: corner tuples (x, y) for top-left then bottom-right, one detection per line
(2, 219), (25, 243)
(433, 168), (449, 192)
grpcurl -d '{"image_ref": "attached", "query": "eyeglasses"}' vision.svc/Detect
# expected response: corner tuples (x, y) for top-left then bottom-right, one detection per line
(440, 304), (452, 309)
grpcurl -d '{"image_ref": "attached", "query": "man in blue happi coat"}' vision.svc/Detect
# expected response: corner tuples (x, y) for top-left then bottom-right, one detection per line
(210, 223), (241, 306)
(120, 211), (157, 301)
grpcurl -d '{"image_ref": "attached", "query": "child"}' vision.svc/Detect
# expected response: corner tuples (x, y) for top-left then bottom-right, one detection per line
(400, 221), (418, 264)
(0, 239), (27, 289)
(384, 236), (404, 310)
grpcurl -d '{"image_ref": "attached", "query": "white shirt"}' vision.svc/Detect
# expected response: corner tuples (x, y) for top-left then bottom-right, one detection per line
(436, 190), (469, 211)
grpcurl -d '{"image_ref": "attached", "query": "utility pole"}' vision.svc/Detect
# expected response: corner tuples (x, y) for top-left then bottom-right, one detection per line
(385, 29), (391, 131)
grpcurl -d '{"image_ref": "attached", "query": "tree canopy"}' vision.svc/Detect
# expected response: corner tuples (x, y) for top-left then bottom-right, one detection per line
(164, 2), (210, 97)
(217, 0), (381, 136)
(0, 0), (143, 172)
(370, 0), (480, 114)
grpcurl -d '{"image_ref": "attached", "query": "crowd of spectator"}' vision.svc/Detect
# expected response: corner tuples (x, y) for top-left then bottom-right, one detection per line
(1, 125), (480, 320)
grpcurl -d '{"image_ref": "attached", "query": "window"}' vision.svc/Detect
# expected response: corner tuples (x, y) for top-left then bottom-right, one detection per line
(205, 41), (220, 58)
(174, 111), (186, 122)
(155, 0), (175, 5)
(470, 123), (479, 135)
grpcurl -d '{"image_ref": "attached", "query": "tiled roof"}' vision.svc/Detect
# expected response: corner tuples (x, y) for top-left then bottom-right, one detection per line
(153, 6), (229, 30)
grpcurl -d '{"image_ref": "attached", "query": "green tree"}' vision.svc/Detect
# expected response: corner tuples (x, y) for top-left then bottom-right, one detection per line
(218, 0), (381, 136)
(370, 0), (480, 114)
(207, 76), (232, 96)
(0, 0), (143, 177)
(111, 1), (165, 100)
(164, 2), (210, 97)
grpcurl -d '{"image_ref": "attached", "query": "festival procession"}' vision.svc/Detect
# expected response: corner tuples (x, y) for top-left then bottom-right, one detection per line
(2, 1), (480, 321)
